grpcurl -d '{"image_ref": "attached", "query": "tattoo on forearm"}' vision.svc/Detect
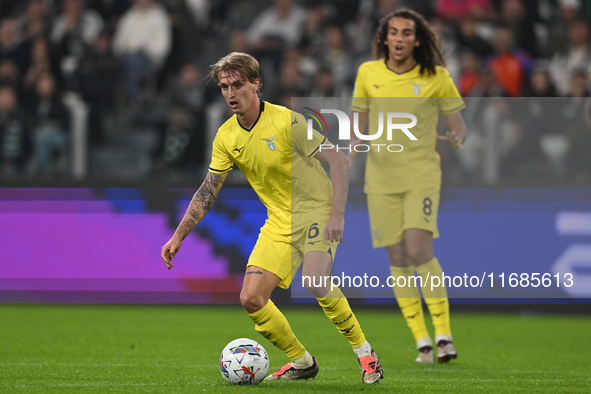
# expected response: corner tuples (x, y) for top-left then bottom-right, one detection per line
(197, 172), (222, 212)
(245, 270), (264, 275)
(177, 172), (226, 239)
(179, 218), (196, 239)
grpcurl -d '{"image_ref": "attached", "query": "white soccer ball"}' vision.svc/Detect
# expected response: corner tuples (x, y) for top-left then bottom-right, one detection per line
(219, 338), (269, 385)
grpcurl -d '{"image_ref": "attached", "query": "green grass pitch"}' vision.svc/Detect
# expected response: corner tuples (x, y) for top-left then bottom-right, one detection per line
(1, 304), (590, 393)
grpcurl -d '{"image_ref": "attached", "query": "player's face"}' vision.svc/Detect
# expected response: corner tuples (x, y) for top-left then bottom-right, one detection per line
(384, 17), (420, 63)
(218, 71), (259, 115)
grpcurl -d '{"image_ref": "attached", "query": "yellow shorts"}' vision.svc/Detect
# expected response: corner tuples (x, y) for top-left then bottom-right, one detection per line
(246, 219), (338, 289)
(367, 185), (440, 248)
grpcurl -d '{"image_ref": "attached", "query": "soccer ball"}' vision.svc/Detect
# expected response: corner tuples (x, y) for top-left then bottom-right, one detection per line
(219, 338), (269, 385)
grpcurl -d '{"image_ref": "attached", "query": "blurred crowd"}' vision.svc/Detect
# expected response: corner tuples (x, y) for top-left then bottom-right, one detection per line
(0, 0), (590, 184)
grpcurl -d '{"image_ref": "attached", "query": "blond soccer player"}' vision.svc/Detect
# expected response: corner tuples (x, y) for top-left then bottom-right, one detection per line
(162, 53), (383, 383)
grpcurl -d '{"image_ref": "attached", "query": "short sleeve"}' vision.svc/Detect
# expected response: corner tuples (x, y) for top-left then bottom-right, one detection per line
(351, 64), (369, 112)
(290, 112), (327, 158)
(436, 68), (466, 114)
(208, 132), (233, 174)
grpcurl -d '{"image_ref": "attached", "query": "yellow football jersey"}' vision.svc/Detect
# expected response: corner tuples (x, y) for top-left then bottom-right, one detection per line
(352, 60), (465, 193)
(209, 101), (333, 240)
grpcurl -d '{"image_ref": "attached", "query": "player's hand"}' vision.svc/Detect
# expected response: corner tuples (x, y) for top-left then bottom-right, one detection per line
(436, 130), (465, 149)
(161, 237), (182, 270)
(324, 214), (345, 243)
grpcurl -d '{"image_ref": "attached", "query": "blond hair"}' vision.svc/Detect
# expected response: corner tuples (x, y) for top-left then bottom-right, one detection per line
(207, 52), (262, 95)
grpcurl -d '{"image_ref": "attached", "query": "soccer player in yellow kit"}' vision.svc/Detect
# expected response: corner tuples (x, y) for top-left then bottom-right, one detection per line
(161, 53), (383, 384)
(349, 10), (467, 364)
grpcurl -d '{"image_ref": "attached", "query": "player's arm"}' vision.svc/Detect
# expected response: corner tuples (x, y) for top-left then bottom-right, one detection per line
(161, 172), (228, 269)
(348, 111), (369, 167)
(437, 111), (467, 149)
(314, 143), (349, 243)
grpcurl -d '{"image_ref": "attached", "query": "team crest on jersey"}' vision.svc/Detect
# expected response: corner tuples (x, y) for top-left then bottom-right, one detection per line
(372, 229), (380, 240)
(410, 82), (425, 95)
(262, 136), (277, 151)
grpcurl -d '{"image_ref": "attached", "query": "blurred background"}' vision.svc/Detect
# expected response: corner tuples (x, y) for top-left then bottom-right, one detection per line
(1, 0), (591, 305)
(0, 0), (590, 185)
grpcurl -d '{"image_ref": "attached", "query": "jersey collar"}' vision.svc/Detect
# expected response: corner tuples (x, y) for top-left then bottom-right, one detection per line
(384, 59), (418, 75)
(237, 100), (265, 132)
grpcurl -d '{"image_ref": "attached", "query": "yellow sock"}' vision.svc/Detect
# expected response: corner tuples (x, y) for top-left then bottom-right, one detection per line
(317, 287), (366, 348)
(415, 258), (451, 338)
(248, 300), (306, 360)
(390, 265), (429, 342)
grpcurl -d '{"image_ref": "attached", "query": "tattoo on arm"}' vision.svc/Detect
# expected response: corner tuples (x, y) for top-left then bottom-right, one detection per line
(245, 270), (264, 275)
(177, 172), (227, 239)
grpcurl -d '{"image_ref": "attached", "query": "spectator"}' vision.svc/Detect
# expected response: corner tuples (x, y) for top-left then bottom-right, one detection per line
(345, 12), (374, 58)
(488, 26), (532, 96)
(525, 67), (557, 97)
(0, 18), (30, 75)
(0, 86), (31, 177)
(564, 69), (591, 182)
(269, 60), (308, 106)
(152, 64), (207, 177)
(113, 0), (172, 100)
(547, 0), (581, 56)
(312, 66), (350, 97)
(51, 0), (104, 89)
(0, 59), (22, 94)
(299, 5), (326, 57)
(430, 17), (461, 81)
(163, 63), (206, 114)
(321, 25), (354, 91)
(549, 20), (591, 96)
(76, 31), (120, 145)
(436, 0), (491, 21)
(230, 31), (248, 53)
(458, 52), (481, 97)
(158, 0), (202, 88)
(246, 0), (307, 71)
(500, 0), (537, 57)
(569, 68), (589, 97)
(23, 37), (59, 105)
(469, 66), (508, 97)
(456, 17), (494, 58)
(185, 0), (211, 32)
(28, 73), (70, 177)
(518, 69), (560, 174)
(247, 0), (307, 49)
(51, 0), (104, 46)
(17, 0), (50, 44)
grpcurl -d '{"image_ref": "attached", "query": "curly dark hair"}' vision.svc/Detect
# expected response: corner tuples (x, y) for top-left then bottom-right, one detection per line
(372, 9), (446, 76)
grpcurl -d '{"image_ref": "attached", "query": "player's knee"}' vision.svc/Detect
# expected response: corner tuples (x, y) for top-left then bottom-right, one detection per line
(304, 279), (329, 298)
(387, 246), (406, 267)
(240, 291), (266, 314)
(406, 245), (432, 266)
